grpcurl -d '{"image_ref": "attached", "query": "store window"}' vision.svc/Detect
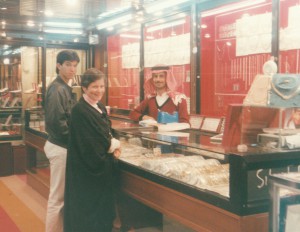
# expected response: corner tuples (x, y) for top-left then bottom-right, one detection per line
(200, 0), (272, 116)
(144, 14), (191, 113)
(0, 49), (22, 108)
(279, 0), (300, 73)
(107, 29), (141, 109)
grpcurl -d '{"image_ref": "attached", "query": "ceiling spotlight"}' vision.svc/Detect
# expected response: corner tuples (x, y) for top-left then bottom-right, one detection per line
(45, 10), (54, 16)
(3, 58), (10, 65)
(27, 21), (35, 27)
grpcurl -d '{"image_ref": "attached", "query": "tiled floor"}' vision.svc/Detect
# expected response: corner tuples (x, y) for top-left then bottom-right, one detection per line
(0, 175), (46, 232)
(0, 175), (194, 232)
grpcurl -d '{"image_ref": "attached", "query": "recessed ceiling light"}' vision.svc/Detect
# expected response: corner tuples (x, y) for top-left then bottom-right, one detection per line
(27, 21), (35, 27)
(44, 29), (83, 35)
(3, 58), (10, 65)
(45, 10), (54, 16)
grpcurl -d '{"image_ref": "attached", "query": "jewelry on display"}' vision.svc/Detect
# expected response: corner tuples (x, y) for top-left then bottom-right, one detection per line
(270, 81), (300, 100)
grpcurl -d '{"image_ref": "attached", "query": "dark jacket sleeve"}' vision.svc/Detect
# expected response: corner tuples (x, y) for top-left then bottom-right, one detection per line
(45, 84), (74, 145)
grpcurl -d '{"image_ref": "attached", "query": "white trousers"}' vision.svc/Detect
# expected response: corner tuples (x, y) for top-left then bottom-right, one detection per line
(44, 141), (67, 232)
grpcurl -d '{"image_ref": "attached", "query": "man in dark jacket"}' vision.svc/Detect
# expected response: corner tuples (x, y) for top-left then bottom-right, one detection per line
(44, 50), (80, 232)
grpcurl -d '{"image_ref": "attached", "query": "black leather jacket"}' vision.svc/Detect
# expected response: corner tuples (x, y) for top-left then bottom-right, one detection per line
(44, 76), (76, 148)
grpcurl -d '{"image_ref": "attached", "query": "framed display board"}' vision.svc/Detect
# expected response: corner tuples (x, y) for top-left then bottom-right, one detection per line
(201, 117), (223, 133)
(189, 114), (204, 130)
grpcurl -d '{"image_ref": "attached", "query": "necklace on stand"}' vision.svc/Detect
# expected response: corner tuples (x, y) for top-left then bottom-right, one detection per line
(270, 80), (300, 100)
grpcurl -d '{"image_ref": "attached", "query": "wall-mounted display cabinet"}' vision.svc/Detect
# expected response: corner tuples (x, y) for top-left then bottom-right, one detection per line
(0, 62), (22, 108)
(102, 0), (300, 118)
(200, 0), (273, 116)
(0, 107), (22, 141)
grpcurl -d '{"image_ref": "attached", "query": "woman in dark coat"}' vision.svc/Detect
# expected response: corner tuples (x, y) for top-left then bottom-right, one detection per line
(64, 68), (121, 232)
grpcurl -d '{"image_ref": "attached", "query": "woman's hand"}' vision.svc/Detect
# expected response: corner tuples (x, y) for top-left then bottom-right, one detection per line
(113, 148), (121, 159)
(108, 138), (120, 153)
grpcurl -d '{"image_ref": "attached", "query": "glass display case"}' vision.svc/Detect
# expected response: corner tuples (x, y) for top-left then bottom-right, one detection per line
(25, 107), (45, 134)
(222, 105), (300, 151)
(24, 106), (300, 231)
(269, 172), (300, 232)
(115, 120), (300, 214)
(0, 107), (22, 141)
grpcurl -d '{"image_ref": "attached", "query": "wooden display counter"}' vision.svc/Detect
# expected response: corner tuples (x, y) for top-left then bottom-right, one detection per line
(120, 170), (268, 232)
(0, 141), (27, 176)
(25, 130), (49, 198)
(24, 129), (271, 232)
(23, 108), (274, 231)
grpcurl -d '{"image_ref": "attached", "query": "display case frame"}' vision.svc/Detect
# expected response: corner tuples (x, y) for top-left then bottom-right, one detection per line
(268, 173), (300, 232)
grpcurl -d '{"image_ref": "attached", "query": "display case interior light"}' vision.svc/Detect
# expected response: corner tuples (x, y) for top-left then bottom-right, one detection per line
(27, 21), (35, 27)
(44, 28), (83, 35)
(145, 0), (191, 14)
(120, 34), (141, 39)
(201, 0), (266, 17)
(147, 19), (185, 32)
(97, 6), (131, 19)
(44, 21), (82, 28)
(44, 10), (53, 16)
(96, 13), (133, 30)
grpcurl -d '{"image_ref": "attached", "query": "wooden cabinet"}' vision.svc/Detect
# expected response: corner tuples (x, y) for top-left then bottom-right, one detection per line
(12, 143), (26, 174)
(0, 142), (13, 176)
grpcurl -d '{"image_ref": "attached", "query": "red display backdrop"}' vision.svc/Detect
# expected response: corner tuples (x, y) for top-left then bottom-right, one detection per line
(200, 0), (272, 117)
(107, 32), (140, 109)
(107, 15), (191, 110)
(143, 15), (191, 112)
(279, 0), (300, 74)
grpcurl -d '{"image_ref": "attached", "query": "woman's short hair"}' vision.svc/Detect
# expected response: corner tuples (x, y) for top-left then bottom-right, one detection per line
(81, 68), (106, 88)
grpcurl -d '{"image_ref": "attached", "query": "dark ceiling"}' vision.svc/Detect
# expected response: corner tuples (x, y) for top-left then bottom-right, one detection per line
(0, 0), (192, 56)
(0, 0), (106, 45)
